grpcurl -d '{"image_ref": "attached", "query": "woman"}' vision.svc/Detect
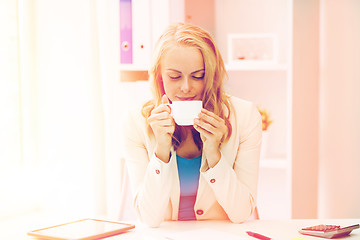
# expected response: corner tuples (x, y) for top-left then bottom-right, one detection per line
(122, 23), (262, 227)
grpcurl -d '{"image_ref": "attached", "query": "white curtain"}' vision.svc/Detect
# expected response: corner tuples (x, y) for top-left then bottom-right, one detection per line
(24, 0), (108, 217)
(0, 0), (127, 219)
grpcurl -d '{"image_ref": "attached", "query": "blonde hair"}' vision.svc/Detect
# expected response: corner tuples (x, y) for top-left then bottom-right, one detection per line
(142, 23), (232, 149)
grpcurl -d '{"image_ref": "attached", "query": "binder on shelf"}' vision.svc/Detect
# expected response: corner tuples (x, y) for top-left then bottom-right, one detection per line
(132, 0), (151, 67)
(119, 0), (133, 64)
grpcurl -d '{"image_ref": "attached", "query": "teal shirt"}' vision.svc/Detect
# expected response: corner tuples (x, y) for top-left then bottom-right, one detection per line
(176, 154), (202, 220)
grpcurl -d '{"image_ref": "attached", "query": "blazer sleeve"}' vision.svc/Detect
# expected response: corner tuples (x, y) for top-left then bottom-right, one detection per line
(121, 108), (176, 227)
(200, 102), (262, 223)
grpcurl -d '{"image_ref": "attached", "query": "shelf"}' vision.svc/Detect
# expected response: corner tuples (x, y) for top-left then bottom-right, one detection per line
(260, 157), (288, 169)
(225, 63), (288, 71)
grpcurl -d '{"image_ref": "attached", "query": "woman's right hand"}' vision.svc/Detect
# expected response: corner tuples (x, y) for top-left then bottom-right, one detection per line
(147, 95), (175, 162)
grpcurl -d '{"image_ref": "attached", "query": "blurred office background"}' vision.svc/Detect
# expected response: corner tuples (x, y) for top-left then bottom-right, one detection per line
(0, 0), (359, 223)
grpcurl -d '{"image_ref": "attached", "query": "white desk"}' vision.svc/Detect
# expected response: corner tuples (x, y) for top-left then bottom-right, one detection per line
(106, 219), (359, 240)
(3, 213), (359, 240)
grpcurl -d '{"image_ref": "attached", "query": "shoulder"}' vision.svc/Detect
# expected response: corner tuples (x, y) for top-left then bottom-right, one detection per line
(122, 98), (151, 135)
(227, 95), (261, 129)
(228, 95), (258, 116)
(228, 95), (253, 109)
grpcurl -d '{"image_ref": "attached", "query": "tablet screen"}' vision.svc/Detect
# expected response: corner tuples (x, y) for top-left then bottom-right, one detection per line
(28, 219), (135, 240)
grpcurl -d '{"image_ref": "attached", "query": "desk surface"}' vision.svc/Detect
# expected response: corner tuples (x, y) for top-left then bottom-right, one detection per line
(3, 213), (359, 240)
(110, 219), (358, 240)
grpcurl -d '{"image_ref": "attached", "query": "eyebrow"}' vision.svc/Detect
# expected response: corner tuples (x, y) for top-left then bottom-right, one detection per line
(166, 68), (205, 74)
(192, 69), (205, 74)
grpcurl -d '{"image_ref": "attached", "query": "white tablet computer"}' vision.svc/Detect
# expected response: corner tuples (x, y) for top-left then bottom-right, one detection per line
(27, 218), (135, 240)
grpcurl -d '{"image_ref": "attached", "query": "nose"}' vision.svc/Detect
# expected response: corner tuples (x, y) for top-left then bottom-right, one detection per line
(180, 78), (190, 93)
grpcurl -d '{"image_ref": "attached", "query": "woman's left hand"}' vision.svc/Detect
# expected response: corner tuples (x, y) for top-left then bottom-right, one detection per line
(194, 108), (228, 168)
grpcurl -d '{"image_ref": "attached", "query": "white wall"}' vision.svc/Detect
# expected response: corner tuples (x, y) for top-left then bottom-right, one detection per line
(318, 0), (360, 218)
(185, 0), (215, 36)
(291, 0), (320, 219)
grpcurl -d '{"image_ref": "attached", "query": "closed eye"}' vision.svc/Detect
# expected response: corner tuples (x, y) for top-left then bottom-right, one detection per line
(192, 75), (204, 80)
(191, 69), (205, 80)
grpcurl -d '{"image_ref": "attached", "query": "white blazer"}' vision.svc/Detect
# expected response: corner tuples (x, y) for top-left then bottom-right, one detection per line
(122, 96), (262, 227)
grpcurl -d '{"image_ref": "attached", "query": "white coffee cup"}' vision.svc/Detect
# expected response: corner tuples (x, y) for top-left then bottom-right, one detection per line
(168, 100), (202, 126)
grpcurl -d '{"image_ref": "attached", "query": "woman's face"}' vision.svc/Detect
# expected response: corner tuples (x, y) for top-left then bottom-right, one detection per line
(160, 44), (205, 102)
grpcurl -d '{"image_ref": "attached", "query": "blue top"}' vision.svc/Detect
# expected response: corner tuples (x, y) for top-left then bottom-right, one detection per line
(176, 154), (202, 221)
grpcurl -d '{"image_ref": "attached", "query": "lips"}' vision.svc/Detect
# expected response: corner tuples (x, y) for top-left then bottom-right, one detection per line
(176, 96), (196, 101)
